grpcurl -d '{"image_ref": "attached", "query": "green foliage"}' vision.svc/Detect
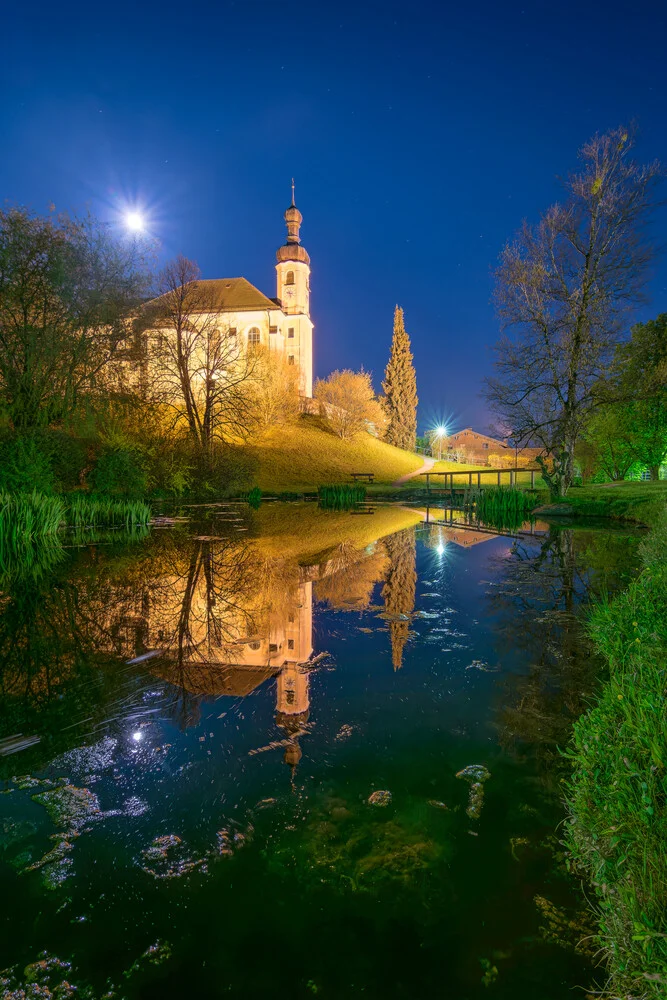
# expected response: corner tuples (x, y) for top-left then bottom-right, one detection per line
(90, 446), (147, 498)
(0, 206), (150, 429)
(566, 502), (667, 997)
(0, 435), (56, 494)
(318, 483), (367, 508)
(382, 305), (418, 452)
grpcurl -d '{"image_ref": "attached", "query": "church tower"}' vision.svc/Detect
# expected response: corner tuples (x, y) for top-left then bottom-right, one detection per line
(276, 183), (313, 396)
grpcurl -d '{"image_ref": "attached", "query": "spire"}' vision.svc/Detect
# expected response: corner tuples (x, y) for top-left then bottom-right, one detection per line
(277, 185), (310, 264)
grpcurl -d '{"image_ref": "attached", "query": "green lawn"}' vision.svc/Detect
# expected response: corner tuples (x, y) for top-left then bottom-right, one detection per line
(240, 415), (423, 492)
(535, 480), (667, 525)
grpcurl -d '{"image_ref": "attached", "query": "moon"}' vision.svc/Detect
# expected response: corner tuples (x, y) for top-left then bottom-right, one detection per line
(124, 211), (145, 233)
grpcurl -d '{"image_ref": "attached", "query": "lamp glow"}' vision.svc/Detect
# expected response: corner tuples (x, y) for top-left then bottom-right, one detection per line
(132, 731), (143, 742)
(435, 425), (447, 437)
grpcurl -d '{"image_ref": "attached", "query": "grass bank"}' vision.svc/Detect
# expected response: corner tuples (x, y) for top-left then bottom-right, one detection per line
(240, 415), (423, 492)
(565, 499), (667, 998)
(535, 481), (667, 526)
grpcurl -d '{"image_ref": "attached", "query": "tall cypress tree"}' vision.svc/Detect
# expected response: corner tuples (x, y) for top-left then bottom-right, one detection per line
(382, 305), (418, 451)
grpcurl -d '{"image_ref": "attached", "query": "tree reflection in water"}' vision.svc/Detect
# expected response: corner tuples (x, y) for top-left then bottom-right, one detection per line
(487, 524), (643, 773)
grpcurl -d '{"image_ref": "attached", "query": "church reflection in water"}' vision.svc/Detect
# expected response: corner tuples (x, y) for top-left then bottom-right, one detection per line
(99, 513), (421, 767)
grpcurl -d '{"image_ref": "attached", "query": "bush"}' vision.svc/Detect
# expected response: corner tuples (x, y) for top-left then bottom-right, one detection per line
(0, 435), (56, 494)
(90, 446), (147, 498)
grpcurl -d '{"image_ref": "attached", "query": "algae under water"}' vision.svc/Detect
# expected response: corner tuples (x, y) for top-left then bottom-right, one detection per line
(0, 503), (644, 998)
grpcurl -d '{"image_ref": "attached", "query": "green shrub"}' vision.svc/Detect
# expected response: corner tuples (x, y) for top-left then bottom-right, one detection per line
(90, 446), (147, 498)
(0, 435), (56, 494)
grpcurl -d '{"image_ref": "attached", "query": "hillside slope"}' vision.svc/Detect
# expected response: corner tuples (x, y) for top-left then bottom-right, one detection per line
(240, 415), (423, 492)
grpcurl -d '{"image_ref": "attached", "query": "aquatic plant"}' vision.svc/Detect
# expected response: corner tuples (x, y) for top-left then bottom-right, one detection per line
(472, 486), (536, 532)
(246, 486), (262, 509)
(565, 503), (667, 997)
(66, 495), (151, 529)
(0, 491), (65, 541)
(318, 484), (367, 509)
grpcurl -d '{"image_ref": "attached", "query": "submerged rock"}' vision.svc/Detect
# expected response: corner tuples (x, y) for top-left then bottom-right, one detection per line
(456, 764), (490, 784)
(367, 790), (392, 807)
(456, 765), (491, 821)
(32, 784), (101, 833)
(466, 782), (485, 820)
(141, 834), (202, 879)
(427, 799), (449, 811)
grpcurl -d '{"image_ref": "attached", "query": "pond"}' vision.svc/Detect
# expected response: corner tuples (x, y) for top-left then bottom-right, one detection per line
(0, 503), (644, 999)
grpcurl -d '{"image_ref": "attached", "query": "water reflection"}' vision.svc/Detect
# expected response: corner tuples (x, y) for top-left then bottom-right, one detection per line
(0, 506), (421, 771)
(0, 505), (644, 999)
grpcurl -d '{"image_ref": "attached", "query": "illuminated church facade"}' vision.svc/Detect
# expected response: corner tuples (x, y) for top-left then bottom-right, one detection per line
(180, 190), (314, 397)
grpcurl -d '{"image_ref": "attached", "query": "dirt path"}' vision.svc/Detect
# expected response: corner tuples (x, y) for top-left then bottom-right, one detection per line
(392, 456), (435, 487)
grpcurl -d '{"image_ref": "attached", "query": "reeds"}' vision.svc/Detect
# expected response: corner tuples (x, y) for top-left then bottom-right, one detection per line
(66, 496), (151, 530)
(472, 486), (535, 531)
(0, 491), (66, 541)
(318, 484), (367, 509)
(246, 486), (262, 509)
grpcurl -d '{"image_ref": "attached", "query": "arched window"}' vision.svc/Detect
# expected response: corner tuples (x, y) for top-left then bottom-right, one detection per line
(285, 271), (295, 285)
(247, 327), (261, 349)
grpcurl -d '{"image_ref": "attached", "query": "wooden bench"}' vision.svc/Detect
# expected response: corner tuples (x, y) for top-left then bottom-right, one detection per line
(350, 472), (375, 483)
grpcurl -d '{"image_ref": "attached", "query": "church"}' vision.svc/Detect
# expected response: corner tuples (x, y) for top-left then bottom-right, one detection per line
(177, 188), (314, 397)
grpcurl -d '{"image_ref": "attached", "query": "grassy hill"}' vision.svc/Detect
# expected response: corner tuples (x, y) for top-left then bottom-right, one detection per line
(240, 415), (424, 492)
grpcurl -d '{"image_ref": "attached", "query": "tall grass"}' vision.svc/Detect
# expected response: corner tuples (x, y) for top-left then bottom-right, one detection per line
(318, 484), (367, 509)
(469, 486), (536, 532)
(565, 505), (667, 997)
(66, 496), (151, 529)
(0, 491), (66, 541)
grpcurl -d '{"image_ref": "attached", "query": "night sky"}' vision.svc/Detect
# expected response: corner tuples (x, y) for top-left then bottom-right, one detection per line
(2, 0), (666, 433)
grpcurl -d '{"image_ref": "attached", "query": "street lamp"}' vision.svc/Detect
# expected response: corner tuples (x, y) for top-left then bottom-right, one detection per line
(434, 425), (447, 460)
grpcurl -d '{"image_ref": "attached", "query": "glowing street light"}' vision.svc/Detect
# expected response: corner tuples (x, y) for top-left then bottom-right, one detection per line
(433, 424), (448, 460)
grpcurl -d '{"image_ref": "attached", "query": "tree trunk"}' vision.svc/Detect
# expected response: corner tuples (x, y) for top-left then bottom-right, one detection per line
(650, 465), (661, 481)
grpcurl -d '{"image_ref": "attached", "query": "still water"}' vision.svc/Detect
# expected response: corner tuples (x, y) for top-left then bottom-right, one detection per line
(0, 504), (643, 999)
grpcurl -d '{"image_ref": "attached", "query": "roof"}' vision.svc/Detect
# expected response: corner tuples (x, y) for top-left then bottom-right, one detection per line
(194, 277), (278, 312)
(148, 277), (278, 314)
(446, 427), (508, 448)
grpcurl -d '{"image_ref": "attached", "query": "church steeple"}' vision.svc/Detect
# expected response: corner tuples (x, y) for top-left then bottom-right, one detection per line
(275, 184), (313, 397)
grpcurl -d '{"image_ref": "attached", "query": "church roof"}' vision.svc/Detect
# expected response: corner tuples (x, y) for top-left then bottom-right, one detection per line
(194, 277), (278, 312)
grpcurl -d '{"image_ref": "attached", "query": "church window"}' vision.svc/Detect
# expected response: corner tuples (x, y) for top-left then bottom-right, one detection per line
(288, 327), (295, 338)
(285, 271), (295, 285)
(269, 643), (278, 653)
(288, 639), (295, 650)
(286, 690), (295, 705)
(228, 327), (237, 337)
(287, 355), (295, 365)
(247, 327), (261, 349)
(269, 325), (278, 334)
(248, 640), (260, 651)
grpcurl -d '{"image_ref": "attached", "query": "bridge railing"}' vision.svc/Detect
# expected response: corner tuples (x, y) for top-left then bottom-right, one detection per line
(420, 467), (541, 490)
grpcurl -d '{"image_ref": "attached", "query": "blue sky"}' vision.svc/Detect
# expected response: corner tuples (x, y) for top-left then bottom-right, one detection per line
(2, 0), (666, 432)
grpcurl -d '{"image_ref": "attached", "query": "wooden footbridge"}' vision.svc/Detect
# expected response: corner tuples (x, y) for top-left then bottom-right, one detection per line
(421, 467), (540, 492)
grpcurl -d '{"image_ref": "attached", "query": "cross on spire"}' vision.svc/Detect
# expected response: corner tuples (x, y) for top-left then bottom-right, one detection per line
(291, 178), (295, 206)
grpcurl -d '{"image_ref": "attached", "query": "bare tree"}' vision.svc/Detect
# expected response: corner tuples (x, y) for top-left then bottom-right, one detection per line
(143, 256), (260, 452)
(484, 127), (661, 498)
